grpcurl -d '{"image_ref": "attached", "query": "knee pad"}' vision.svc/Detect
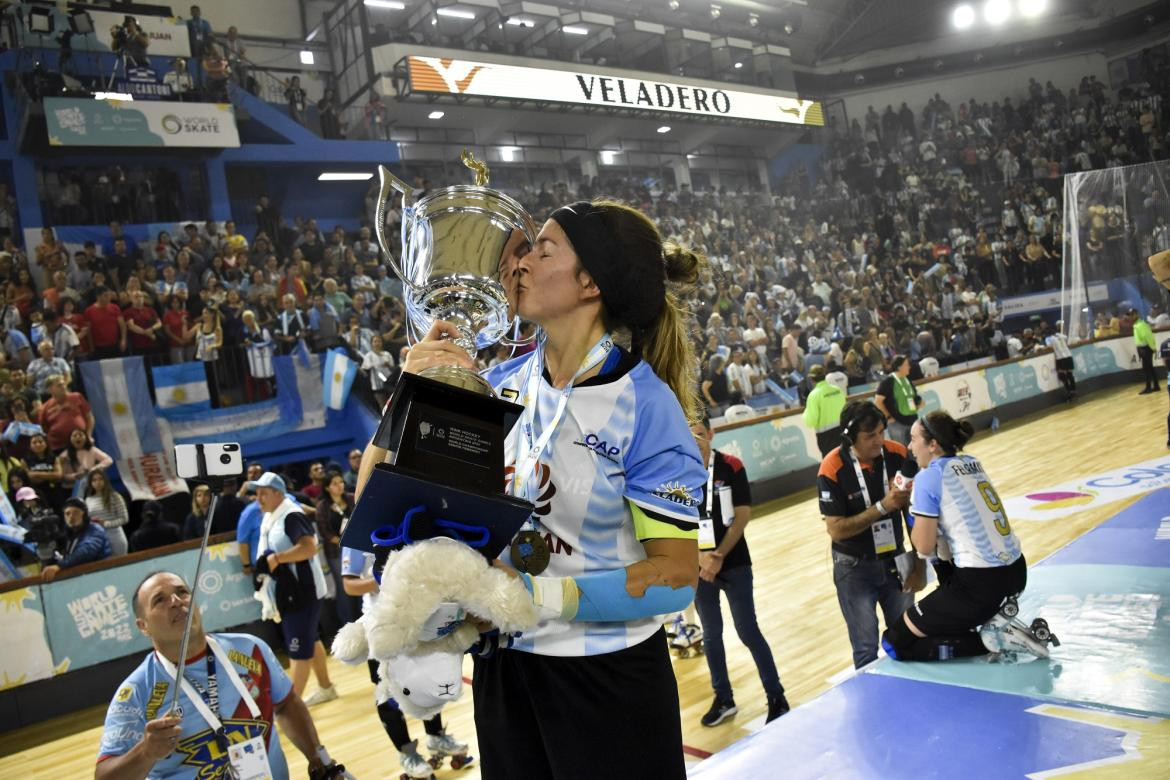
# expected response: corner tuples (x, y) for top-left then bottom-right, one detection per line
(881, 619), (917, 661)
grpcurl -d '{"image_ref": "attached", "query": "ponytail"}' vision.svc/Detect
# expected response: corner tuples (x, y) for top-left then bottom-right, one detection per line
(643, 242), (704, 423)
(921, 411), (975, 454)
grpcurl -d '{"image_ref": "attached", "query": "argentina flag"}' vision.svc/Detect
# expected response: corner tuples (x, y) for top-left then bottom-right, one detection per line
(323, 348), (357, 410)
(79, 357), (163, 461)
(152, 362), (211, 414)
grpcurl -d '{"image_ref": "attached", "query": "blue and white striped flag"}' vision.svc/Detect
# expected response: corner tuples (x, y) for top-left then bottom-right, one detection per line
(152, 362), (211, 414)
(79, 357), (162, 460)
(323, 348), (357, 410)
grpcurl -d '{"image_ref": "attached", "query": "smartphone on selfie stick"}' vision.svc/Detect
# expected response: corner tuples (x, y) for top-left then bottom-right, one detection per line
(167, 443), (245, 716)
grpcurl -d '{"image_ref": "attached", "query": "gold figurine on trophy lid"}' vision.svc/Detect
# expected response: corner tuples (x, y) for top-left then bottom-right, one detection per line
(460, 149), (490, 187)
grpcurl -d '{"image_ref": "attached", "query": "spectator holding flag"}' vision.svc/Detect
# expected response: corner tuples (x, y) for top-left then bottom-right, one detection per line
(242, 309), (275, 401)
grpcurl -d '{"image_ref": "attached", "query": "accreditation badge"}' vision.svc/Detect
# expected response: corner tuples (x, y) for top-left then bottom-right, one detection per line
(698, 517), (717, 551)
(227, 735), (273, 780)
(871, 518), (896, 556)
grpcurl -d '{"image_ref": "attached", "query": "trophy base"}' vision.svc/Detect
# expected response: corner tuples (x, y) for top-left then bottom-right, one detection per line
(341, 463), (533, 560)
(373, 370), (525, 498)
(419, 363), (495, 396)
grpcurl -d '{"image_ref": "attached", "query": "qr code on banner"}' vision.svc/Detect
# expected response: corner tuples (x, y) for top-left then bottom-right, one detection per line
(54, 107), (87, 136)
(68, 585), (131, 639)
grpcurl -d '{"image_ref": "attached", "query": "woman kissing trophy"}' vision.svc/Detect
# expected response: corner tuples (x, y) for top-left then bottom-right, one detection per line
(333, 152), (540, 719)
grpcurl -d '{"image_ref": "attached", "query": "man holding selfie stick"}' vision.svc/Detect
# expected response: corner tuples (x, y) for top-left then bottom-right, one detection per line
(96, 442), (350, 779)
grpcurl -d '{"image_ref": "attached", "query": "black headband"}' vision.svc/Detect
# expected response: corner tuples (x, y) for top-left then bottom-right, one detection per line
(549, 201), (665, 345)
(920, 415), (952, 453)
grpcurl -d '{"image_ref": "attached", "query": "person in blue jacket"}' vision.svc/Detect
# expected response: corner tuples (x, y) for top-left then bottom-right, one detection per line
(41, 496), (111, 581)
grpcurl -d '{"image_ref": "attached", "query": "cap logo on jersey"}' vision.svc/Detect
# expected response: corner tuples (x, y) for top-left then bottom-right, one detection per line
(575, 433), (621, 463)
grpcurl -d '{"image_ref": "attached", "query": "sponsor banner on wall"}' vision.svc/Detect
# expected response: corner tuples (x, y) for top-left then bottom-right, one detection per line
(117, 452), (190, 501)
(406, 56), (824, 126)
(1003, 455), (1170, 521)
(38, 542), (259, 674)
(0, 586), (55, 688)
(712, 415), (821, 483)
(716, 335), (1141, 486)
(45, 98), (240, 148)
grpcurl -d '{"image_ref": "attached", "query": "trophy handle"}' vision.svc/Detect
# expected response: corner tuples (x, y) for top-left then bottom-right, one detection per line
(497, 317), (537, 347)
(375, 164), (423, 293)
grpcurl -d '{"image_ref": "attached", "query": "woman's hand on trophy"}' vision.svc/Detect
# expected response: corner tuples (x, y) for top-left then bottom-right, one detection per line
(402, 320), (477, 374)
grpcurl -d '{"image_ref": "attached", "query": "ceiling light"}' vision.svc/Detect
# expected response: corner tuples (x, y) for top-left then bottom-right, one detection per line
(600, 150), (618, 164)
(428, 110), (445, 119)
(733, 61), (743, 69)
(710, 4), (721, 20)
(668, 0), (679, 9)
(952, 4), (975, 29)
(431, 14), (437, 24)
(1018, 0), (1046, 18)
(94, 92), (134, 101)
(299, 50), (315, 65)
(500, 147), (516, 162)
(364, 0), (406, 8)
(748, 13), (759, 27)
(983, 0), (1011, 25)
(563, 25), (589, 35)
(436, 8), (476, 19)
(318, 173), (374, 181)
(657, 126), (671, 133)
(305, 26), (321, 42)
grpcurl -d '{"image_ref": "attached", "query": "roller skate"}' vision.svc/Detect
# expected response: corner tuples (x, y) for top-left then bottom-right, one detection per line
(667, 614), (704, 658)
(979, 596), (1060, 660)
(398, 740), (434, 780)
(427, 730), (474, 771)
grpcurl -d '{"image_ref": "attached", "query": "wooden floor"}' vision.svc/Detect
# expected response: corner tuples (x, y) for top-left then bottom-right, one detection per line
(2, 384), (1166, 780)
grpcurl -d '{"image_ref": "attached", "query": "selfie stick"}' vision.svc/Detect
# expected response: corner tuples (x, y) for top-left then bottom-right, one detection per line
(166, 467), (222, 717)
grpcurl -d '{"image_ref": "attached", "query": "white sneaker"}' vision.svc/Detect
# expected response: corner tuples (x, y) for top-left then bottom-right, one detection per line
(303, 684), (339, 706)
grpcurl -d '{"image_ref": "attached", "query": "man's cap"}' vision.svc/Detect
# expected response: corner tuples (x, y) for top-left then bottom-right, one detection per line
(808, 364), (826, 380)
(244, 472), (286, 493)
(63, 497), (87, 512)
(15, 487), (38, 502)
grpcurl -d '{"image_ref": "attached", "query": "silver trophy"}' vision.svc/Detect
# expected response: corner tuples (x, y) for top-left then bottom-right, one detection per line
(373, 150), (535, 396)
(342, 152), (538, 566)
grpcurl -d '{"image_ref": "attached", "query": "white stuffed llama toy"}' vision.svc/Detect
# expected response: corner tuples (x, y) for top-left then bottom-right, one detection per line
(332, 536), (538, 719)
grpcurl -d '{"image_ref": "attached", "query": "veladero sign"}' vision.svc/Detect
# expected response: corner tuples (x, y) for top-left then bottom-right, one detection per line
(406, 56), (823, 126)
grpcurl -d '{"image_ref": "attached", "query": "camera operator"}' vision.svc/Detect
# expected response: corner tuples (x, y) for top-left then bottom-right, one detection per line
(39, 496), (112, 582)
(112, 16), (150, 68)
(15, 486), (66, 567)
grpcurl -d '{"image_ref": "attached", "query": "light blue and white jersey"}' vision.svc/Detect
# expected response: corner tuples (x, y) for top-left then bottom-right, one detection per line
(97, 633), (292, 779)
(911, 455), (1022, 569)
(481, 348), (705, 657)
(341, 546), (376, 612)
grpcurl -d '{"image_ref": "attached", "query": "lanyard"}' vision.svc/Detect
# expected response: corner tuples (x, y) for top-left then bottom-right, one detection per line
(705, 452), (716, 517)
(509, 332), (614, 504)
(156, 636), (260, 733)
(849, 448), (886, 512)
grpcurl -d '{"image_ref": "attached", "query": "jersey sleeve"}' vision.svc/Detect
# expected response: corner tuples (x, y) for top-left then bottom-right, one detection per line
(724, 454), (752, 507)
(624, 379), (705, 540)
(97, 677), (147, 761)
(282, 512), (315, 544)
(817, 471), (848, 516)
(255, 636), (293, 705)
(340, 546), (367, 577)
(910, 463), (942, 518)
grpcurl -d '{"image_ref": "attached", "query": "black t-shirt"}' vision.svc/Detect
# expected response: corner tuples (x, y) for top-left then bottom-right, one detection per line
(700, 450), (751, 569)
(874, 375), (918, 426)
(817, 441), (910, 559)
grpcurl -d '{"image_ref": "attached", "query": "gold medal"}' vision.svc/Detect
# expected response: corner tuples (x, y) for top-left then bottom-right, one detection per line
(510, 529), (550, 575)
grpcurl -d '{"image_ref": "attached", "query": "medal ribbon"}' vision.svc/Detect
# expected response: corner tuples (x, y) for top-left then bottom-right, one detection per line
(509, 331), (614, 510)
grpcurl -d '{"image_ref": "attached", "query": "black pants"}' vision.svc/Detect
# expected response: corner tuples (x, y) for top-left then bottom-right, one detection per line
(1138, 346), (1160, 390)
(816, 427), (843, 458)
(472, 628), (685, 780)
(367, 659), (442, 750)
(1055, 356), (1076, 396)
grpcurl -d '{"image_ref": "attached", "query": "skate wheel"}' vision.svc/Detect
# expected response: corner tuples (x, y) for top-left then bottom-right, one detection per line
(450, 754), (475, 770)
(427, 756), (443, 769)
(1002, 600), (1019, 618)
(1034, 626), (1051, 642)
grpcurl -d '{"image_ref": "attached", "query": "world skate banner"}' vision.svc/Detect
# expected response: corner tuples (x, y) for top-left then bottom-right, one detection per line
(1003, 455), (1170, 522)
